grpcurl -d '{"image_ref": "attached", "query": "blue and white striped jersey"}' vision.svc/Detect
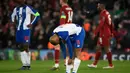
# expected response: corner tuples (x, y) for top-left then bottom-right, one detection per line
(11, 5), (40, 30)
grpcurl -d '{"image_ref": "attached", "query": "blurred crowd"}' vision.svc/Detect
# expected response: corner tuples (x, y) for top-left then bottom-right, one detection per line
(0, 0), (130, 52)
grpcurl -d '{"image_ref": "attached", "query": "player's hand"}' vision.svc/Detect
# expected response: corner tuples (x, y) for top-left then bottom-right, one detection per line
(27, 24), (32, 28)
(68, 59), (73, 65)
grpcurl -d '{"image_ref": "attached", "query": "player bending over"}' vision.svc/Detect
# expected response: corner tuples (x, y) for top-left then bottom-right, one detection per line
(50, 23), (85, 73)
(51, 0), (73, 70)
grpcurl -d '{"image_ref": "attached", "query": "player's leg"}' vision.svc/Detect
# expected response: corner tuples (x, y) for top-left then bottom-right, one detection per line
(17, 43), (27, 70)
(51, 41), (67, 70)
(93, 45), (102, 65)
(16, 30), (27, 70)
(21, 43), (31, 70)
(51, 44), (60, 70)
(88, 37), (102, 68)
(22, 30), (31, 70)
(103, 37), (114, 69)
(72, 28), (85, 73)
(72, 49), (81, 73)
(66, 42), (74, 73)
(60, 42), (67, 66)
(18, 44), (31, 70)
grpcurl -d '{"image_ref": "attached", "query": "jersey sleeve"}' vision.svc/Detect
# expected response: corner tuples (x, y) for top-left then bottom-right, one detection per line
(60, 8), (66, 25)
(94, 14), (105, 36)
(105, 12), (114, 36)
(11, 8), (17, 23)
(105, 12), (112, 26)
(28, 6), (40, 25)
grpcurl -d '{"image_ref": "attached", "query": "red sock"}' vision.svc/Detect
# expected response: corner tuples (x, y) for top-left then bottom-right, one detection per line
(93, 52), (101, 65)
(107, 52), (113, 66)
(55, 50), (60, 64)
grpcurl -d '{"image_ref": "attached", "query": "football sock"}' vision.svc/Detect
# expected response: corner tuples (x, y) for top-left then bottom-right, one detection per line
(72, 58), (81, 73)
(20, 51), (27, 66)
(54, 49), (60, 67)
(65, 57), (69, 66)
(22, 51), (30, 67)
(26, 51), (31, 66)
(107, 52), (113, 66)
(66, 64), (72, 73)
(23, 51), (29, 66)
(93, 51), (101, 65)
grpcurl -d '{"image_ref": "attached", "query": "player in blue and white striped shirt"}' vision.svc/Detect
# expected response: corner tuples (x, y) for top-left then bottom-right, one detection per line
(49, 23), (85, 73)
(11, 0), (40, 70)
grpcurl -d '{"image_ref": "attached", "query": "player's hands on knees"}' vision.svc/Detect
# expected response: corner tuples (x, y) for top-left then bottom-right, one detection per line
(68, 59), (73, 65)
(27, 24), (32, 28)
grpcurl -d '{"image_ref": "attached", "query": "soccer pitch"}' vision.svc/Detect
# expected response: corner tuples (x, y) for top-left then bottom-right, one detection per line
(0, 60), (129, 73)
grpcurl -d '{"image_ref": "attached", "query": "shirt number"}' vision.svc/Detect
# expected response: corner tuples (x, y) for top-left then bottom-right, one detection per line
(67, 11), (73, 22)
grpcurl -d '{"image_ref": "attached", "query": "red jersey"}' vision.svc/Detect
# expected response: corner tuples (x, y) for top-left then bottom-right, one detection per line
(95, 9), (114, 37)
(60, 5), (73, 25)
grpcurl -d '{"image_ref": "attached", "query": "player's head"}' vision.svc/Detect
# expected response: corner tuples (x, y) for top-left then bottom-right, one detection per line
(60, 0), (68, 5)
(97, 2), (105, 11)
(16, 0), (25, 5)
(49, 34), (60, 45)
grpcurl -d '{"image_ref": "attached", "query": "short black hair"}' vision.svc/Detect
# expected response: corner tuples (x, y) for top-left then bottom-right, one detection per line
(96, 1), (106, 6)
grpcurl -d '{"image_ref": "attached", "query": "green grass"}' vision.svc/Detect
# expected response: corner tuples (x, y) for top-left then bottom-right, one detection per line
(0, 60), (129, 73)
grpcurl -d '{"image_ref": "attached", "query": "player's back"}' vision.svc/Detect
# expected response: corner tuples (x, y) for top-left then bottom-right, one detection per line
(60, 5), (73, 25)
(11, 5), (39, 31)
(53, 23), (82, 35)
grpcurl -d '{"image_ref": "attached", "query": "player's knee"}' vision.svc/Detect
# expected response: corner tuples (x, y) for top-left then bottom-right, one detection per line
(17, 44), (24, 52)
(23, 43), (29, 52)
(96, 45), (102, 52)
(17, 43), (29, 52)
(19, 45), (27, 52)
(19, 48), (25, 52)
(104, 46), (111, 53)
(54, 44), (60, 50)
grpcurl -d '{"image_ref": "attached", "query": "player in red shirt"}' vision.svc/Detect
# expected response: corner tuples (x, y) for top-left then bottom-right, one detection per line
(60, 0), (73, 25)
(87, 3), (114, 69)
(51, 0), (73, 70)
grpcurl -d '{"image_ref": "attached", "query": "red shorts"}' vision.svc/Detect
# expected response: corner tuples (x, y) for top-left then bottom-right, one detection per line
(97, 36), (110, 47)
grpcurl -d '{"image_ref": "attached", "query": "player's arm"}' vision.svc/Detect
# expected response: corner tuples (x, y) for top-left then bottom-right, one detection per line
(60, 41), (66, 59)
(111, 23), (116, 37)
(106, 13), (115, 37)
(58, 31), (73, 59)
(60, 9), (66, 24)
(65, 36), (73, 59)
(11, 8), (16, 23)
(28, 6), (40, 25)
(94, 15), (105, 36)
